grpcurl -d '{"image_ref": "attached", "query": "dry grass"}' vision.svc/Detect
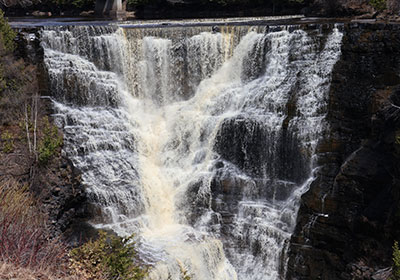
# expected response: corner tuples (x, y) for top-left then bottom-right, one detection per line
(0, 178), (80, 279)
(0, 262), (82, 280)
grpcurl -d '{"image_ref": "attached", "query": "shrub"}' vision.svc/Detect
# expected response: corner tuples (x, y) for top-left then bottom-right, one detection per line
(1, 130), (14, 153)
(0, 24), (37, 127)
(393, 241), (400, 280)
(70, 230), (147, 280)
(38, 116), (63, 165)
(0, 179), (68, 272)
(0, 10), (16, 53)
(370, 0), (386, 11)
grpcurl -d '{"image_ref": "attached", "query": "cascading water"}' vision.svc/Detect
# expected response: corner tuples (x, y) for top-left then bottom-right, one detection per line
(41, 21), (343, 280)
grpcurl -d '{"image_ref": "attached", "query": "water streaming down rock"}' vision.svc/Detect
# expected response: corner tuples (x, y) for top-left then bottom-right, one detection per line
(41, 22), (343, 279)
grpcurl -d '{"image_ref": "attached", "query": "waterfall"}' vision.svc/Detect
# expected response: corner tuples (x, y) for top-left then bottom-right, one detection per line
(41, 22), (343, 280)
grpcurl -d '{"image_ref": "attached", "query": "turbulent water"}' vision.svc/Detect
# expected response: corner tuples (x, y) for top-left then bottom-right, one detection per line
(41, 21), (343, 280)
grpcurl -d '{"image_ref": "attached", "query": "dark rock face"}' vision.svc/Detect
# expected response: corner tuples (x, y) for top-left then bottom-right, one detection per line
(32, 154), (89, 240)
(214, 118), (308, 184)
(287, 23), (400, 279)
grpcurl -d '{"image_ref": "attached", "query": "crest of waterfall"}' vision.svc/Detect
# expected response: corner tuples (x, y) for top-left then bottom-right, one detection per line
(41, 22), (343, 280)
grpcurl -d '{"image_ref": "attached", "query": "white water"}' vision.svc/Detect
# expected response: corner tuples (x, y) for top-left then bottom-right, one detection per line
(42, 22), (343, 280)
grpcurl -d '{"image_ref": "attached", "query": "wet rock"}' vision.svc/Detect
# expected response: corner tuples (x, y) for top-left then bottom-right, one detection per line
(214, 117), (309, 183)
(32, 155), (91, 240)
(288, 23), (400, 280)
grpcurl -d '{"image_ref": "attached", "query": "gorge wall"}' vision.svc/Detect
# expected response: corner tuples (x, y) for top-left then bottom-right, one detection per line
(288, 22), (400, 280)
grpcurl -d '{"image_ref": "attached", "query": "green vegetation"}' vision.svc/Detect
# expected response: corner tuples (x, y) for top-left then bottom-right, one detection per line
(0, 9), (19, 96)
(70, 230), (147, 280)
(1, 130), (14, 153)
(393, 241), (400, 280)
(0, 10), (16, 53)
(370, 0), (386, 11)
(38, 117), (63, 165)
(0, 9), (38, 128)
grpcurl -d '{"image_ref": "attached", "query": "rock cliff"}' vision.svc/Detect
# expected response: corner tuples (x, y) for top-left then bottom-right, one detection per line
(288, 22), (400, 279)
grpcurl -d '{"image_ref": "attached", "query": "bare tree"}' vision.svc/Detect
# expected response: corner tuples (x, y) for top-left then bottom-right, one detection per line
(24, 103), (32, 154)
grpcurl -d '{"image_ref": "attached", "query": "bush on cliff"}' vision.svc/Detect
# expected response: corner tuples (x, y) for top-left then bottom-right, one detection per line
(0, 10), (15, 52)
(0, 179), (70, 275)
(370, 0), (386, 11)
(393, 241), (400, 280)
(38, 116), (63, 165)
(1, 130), (13, 153)
(70, 230), (147, 280)
(0, 9), (38, 128)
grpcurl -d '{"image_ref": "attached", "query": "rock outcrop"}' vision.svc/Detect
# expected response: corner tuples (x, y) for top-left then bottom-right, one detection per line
(288, 23), (400, 279)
